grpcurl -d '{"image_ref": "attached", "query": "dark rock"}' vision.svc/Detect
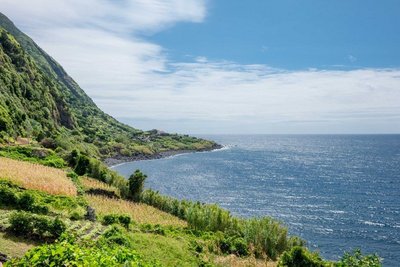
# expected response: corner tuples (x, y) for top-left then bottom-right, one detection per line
(85, 206), (96, 221)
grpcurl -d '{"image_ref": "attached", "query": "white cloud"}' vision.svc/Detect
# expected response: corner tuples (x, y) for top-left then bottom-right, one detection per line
(1, 0), (400, 134)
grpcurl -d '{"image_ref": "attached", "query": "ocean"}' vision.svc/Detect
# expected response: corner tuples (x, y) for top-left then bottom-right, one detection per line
(112, 135), (400, 266)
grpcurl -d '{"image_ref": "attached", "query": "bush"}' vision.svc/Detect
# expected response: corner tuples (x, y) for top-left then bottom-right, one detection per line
(102, 225), (131, 246)
(8, 212), (66, 241)
(52, 217), (67, 237)
(0, 186), (18, 206)
(243, 217), (288, 260)
(141, 189), (292, 260)
(17, 192), (35, 210)
(139, 224), (166, 236)
(336, 249), (381, 267)
(103, 214), (119, 225)
(43, 156), (65, 168)
(218, 236), (249, 256)
(128, 169), (147, 201)
(118, 214), (131, 228)
(8, 211), (34, 236)
(103, 214), (132, 228)
(70, 211), (83, 221)
(74, 154), (90, 175)
(278, 246), (325, 267)
(7, 235), (148, 266)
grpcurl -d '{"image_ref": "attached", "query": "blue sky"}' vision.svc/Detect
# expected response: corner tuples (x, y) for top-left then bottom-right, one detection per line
(1, 0), (400, 134)
(149, 0), (400, 69)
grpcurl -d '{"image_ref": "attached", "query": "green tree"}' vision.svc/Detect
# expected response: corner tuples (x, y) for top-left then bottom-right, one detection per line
(128, 169), (147, 201)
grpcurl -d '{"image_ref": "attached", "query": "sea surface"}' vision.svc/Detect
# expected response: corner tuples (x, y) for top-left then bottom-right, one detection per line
(112, 135), (400, 266)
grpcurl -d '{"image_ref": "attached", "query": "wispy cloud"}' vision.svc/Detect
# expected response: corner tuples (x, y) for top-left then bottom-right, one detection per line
(1, 0), (400, 134)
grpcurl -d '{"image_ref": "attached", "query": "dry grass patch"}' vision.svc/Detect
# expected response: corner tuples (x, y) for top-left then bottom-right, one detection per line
(85, 194), (187, 227)
(80, 176), (120, 196)
(0, 157), (77, 196)
(214, 255), (277, 267)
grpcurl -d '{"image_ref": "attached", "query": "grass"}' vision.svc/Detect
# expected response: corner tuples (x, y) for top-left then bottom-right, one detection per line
(85, 194), (187, 227)
(80, 176), (121, 197)
(128, 232), (199, 267)
(0, 232), (38, 258)
(214, 255), (277, 267)
(0, 157), (76, 196)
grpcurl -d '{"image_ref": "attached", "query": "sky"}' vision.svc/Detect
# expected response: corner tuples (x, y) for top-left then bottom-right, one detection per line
(1, 0), (400, 134)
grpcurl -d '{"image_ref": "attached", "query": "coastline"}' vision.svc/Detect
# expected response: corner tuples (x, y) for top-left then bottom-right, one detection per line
(104, 143), (223, 167)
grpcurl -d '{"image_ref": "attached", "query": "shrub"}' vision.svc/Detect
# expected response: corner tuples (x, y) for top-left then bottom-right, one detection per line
(74, 154), (90, 175)
(243, 217), (288, 260)
(7, 236), (148, 266)
(0, 186), (18, 206)
(218, 235), (249, 256)
(70, 211), (83, 220)
(336, 249), (381, 267)
(43, 154), (66, 168)
(128, 169), (147, 201)
(103, 214), (119, 225)
(103, 214), (132, 228)
(278, 246), (325, 267)
(17, 192), (35, 210)
(8, 211), (34, 236)
(139, 224), (166, 236)
(141, 189), (292, 260)
(52, 217), (67, 237)
(8, 212), (66, 241)
(102, 225), (131, 246)
(118, 214), (131, 228)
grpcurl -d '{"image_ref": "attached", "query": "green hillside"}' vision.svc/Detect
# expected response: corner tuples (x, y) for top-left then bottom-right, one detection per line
(0, 12), (218, 160)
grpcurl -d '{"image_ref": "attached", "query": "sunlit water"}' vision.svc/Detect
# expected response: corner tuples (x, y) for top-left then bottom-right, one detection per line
(113, 135), (400, 266)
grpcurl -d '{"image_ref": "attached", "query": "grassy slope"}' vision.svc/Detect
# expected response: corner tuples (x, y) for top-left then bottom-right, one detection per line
(0, 232), (37, 258)
(0, 157), (76, 196)
(0, 159), (203, 265)
(0, 158), (277, 266)
(85, 194), (186, 227)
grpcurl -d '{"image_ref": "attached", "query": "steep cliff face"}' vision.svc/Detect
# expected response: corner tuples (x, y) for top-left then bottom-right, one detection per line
(0, 13), (218, 158)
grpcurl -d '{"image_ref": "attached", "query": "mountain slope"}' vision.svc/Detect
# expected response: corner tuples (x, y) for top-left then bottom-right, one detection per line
(0, 12), (219, 159)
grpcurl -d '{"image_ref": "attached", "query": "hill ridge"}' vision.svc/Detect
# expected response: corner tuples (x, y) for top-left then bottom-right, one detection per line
(0, 12), (218, 159)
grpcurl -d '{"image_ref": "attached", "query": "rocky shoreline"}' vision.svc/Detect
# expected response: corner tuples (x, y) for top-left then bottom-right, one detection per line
(104, 143), (223, 167)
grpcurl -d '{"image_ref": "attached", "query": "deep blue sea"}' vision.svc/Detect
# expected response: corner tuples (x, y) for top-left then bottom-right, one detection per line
(112, 135), (400, 266)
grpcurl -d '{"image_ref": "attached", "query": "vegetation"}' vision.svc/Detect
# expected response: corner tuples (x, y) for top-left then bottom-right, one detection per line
(81, 176), (121, 198)
(0, 17), (218, 161)
(0, 146), (65, 168)
(85, 194), (186, 227)
(129, 169), (147, 201)
(0, 12), (382, 267)
(0, 232), (37, 258)
(278, 246), (326, 267)
(6, 234), (155, 267)
(0, 157), (76, 196)
(103, 214), (132, 228)
(336, 249), (381, 267)
(141, 189), (302, 260)
(9, 212), (66, 241)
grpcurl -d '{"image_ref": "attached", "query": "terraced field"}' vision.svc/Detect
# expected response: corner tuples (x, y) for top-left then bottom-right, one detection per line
(0, 157), (77, 196)
(0, 209), (108, 240)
